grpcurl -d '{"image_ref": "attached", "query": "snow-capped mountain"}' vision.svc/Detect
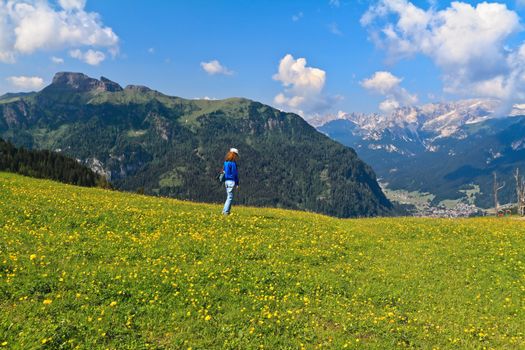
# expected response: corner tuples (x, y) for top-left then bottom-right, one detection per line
(312, 99), (505, 149)
(316, 99), (525, 209)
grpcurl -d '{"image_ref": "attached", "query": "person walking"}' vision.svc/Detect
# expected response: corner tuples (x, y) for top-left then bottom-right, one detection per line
(222, 148), (239, 215)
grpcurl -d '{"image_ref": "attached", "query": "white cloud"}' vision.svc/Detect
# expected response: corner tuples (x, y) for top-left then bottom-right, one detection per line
(69, 48), (105, 65)
(58, 0), (85, 11)
(273, 54), (336, 116)
(329, 0), (340, 8)
(361, 1), (525, 112)
(292, 12), (303, 22)
(200, 59), (233, 75)
(0, 0), (118, 63)
(148, 47), (155, 54)
(193, 96), (217, 101)
(362, 71), (401, 93)
(6, 75), (44, 90)
(328, 22), (343, 36)
(361, 71), (417, 113)
(274, 54), (325, 94)
(51, 56), (64, 64)
(379, 99), (400, 112)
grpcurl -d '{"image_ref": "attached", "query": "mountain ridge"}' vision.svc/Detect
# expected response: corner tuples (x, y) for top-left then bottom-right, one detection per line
(0, 72), (392, 218)
(317, 100), (525, 209)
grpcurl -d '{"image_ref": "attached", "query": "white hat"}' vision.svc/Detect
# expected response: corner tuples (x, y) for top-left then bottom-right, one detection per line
(230, 147), (239, 155)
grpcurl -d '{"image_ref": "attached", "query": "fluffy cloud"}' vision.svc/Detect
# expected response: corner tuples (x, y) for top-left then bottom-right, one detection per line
(274, 54), (325, 95)
(192, 96), (217, 101)
(0, 0), (118, 63)
(58, 0), (85, 11)
(361, 71), (417, 113)
(200, 60), (233, 75)
(273, 54), (336, 116)
(328, 22), (343, 36)
(51, 56), (64, 64)
(379, 99), (400, 112)
(361, 0), (525, 112)
(6, 75), (44, 90)
(361, 71), (401, 94)
(292, 12), (303, 22)
(69, 48), (105, 65)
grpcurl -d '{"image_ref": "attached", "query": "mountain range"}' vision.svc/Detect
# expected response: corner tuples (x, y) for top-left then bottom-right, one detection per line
(316, 100), (525, 209)
(0, 72), (392, 218)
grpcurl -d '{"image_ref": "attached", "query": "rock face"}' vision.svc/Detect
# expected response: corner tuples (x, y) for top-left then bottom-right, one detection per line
(50, 72), (123, 92)
(100, 77), (124, 92)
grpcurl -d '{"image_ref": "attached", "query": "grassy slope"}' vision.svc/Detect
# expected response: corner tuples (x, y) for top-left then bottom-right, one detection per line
(0, 172), (523, 349)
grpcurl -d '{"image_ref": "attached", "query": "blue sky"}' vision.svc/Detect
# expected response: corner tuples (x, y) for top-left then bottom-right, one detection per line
(2, 0), (525, 117)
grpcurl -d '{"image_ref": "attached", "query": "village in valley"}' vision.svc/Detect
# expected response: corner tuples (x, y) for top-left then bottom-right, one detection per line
(382, 169), (525, 218)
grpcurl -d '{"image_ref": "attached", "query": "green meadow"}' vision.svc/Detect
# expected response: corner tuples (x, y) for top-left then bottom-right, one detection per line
(0, 172), (523, 349)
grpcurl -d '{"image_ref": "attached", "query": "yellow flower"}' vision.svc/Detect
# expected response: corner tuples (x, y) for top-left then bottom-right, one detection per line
(29, 254), (37, 260)
(43, 299), (52, 305)
(204, 315), (211, 321)
(110, 301), (117, 307)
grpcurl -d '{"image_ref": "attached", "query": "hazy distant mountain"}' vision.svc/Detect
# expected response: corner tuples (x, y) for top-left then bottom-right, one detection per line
(0, 72), (392, 218)
(317, 100), (525, 208)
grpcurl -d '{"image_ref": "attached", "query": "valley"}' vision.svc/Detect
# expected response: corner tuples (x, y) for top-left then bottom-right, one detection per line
(317, 100), (525, 212)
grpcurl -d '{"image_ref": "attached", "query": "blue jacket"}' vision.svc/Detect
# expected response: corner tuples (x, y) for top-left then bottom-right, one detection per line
(223, 161), (239, 185)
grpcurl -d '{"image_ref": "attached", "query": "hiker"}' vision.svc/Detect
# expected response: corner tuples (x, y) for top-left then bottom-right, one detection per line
(222, 148), (239, 215)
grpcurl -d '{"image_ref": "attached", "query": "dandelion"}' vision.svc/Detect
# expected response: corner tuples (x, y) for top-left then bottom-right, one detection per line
(2, 173), (525, 348)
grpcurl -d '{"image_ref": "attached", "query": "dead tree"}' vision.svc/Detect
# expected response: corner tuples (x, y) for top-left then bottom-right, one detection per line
(493, 172), (505, 215)
(515, 168), (525, 216)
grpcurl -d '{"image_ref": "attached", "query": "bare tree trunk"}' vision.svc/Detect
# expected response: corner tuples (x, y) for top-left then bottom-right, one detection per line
(515, 168), (525, 216)
(494, 172), (498, 214)
(515, 169), (520, 215)
(493, 172), (505, 216)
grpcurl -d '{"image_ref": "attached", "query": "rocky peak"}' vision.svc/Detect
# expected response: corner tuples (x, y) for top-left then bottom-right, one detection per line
(100, 76), (123, 92)
(124, 85), (153, 93)
(50, 72), (123, 92)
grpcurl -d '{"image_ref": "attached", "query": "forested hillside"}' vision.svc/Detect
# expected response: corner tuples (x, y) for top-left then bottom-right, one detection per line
(0, 138), (109, 188)
(0, 72), (392, 217)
